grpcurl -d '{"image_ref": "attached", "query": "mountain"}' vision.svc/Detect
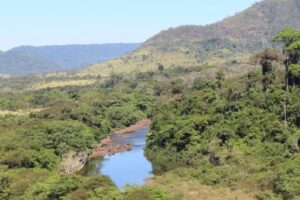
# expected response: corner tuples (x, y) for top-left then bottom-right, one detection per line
(10, 44), (140, 71)
(79, 0), (300, 77)
(0, 51), (61, 77)
(142, 0), (300, 56)
(0, 43), (140, 76)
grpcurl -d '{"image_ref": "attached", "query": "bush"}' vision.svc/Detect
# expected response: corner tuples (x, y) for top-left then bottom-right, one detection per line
(124, 185), (178, 200)
(24, 175), (84, 200)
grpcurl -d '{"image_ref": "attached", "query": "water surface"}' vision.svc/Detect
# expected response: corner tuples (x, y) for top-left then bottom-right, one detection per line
(86, 127), (153, 189)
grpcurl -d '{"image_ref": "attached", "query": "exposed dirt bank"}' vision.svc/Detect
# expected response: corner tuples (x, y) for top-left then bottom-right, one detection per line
(90, 137), (132, 158)
(90, 119), (151, 158)
(114, 119), (151, 135)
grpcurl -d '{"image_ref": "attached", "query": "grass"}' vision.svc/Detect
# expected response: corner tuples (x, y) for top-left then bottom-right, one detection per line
(0, 108), (44, 116)
(78, 47), (200, 77)
(32, 79), (96, 90)
(147, 171), (257, 200)
(77, 45), (254, 80)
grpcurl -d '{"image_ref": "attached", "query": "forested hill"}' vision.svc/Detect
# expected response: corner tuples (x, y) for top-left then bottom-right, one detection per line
(80, 0), (300, 77)
(0, 43), (140, 76)
(143, 0), (300, 54)
(0, 51), (61, 77)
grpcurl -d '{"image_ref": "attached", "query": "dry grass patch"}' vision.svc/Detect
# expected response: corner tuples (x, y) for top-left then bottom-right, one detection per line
(77, 47), (200, 77)
(33, 79), (96, 90)
(147, 173), (256, 200)
(0, 108), (45, 116)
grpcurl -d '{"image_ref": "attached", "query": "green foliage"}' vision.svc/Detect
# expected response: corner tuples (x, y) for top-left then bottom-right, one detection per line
(273, 28), (300, 48)
(256, 192), (282, 200)
(88, 186), (123, 200)
(1, 27), (300, 200)
(286, 130), (300, 153)
(252, 49), (284, 90)
(0, 119), (97, 171)
(123, 185), (178, 200)
(0, 168), (52, 200)
(107, 104), (145, 128)
(288, 64), (300, 86)
(0, 79), (154, 199)
(23, 175), (177, 200)
(1, 149), (59, 170)
(274, 155), (300, 200)
(0, 175), (10, 200)
(23, 174), (116, 200)
(273, 28), (300, 90)
(24, 175), (84, 199)
(146, 64), (300, 198)
(170, 79), (185, 95)
(215, 69), (225, 89)
(253, 49), (283, 74)
(158, 63), (165, 73)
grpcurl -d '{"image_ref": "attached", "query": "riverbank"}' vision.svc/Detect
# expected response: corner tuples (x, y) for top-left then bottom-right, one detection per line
(114, 119), (151, 135)
(90, 119), (151, 158)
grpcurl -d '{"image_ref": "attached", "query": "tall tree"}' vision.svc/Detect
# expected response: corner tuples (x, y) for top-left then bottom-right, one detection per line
(287, 41), (300, 86)
(273, 28), (300, 129)
(273, 28), (300, 91)
(252, 49), (283, 90)
(215, 69), (225, 89)
(157, 63), (165, 73)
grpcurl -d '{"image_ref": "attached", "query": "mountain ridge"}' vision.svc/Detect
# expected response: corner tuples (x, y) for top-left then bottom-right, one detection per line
(143, 0), (300, 51)
(80, 0), (300, 77)
(0, 43), (140, 76)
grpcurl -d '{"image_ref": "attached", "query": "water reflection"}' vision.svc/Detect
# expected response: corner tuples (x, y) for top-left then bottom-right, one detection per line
(85, 127), (153, 189)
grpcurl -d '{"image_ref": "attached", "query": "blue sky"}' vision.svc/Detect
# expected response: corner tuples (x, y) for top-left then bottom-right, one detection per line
(0, 0), (260, 50)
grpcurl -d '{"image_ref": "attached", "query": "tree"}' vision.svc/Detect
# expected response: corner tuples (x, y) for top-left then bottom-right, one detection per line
(0, 176), (10, 200)
(288, 64), (300, 86)
(59, 152), (87, 174)
(254, 49), (283, 74)
(142, 54), (147, 61)
(157, 63), (165, 73)
(287, 41), (300, 86)
(215, 69), (225, 89)
(171, 79), (184, 95)
(252, 49), (283, 90)
(286, 41), (300, 64)
(273, 29), (300, 129)
(273, 28), (300, 91)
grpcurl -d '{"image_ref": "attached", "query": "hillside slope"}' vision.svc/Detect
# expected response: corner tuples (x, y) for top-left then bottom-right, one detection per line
(80, 0), (300, 77)
(0, 51), (61, 77)
(0, 43), (140, 76)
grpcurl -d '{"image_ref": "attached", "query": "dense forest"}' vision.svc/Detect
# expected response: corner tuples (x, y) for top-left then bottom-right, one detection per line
(0, 28), (300, 199)
(0, 79), (158, 199)
(146, 28), (300, 200)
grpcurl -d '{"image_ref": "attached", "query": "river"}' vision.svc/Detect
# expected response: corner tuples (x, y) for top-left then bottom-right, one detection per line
(84, 127), (153, 189)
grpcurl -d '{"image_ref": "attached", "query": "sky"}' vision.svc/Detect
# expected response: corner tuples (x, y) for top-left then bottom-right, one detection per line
(0, 0), (260, 51)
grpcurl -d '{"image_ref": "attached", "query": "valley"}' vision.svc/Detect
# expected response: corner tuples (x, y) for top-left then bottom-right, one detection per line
(0, 0), (299, 199)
